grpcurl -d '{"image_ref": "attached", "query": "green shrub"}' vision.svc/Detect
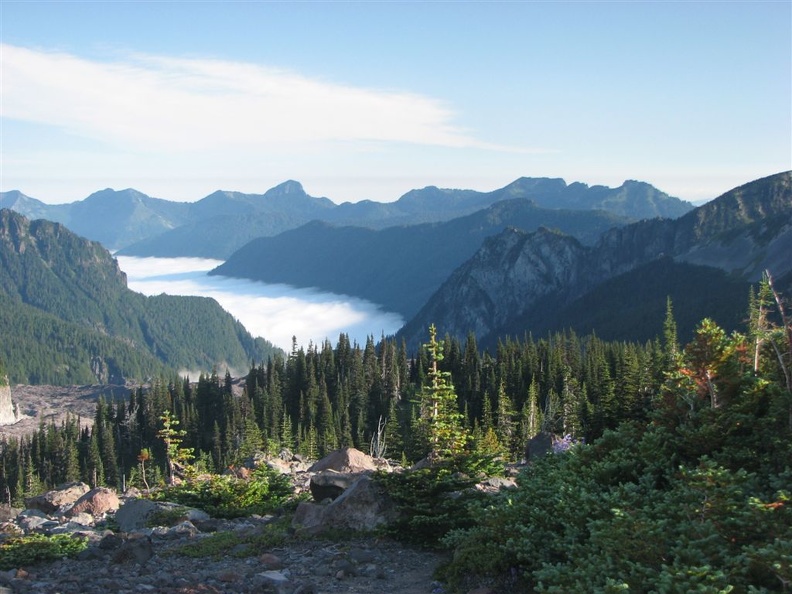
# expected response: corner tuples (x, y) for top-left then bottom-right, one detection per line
(151, 465), (293, 519)
(374, 454), (493, 548)
(438, 422), (792, 592)
(170, 516), (291, 558)
(145, 505), (191, 527)
(0, 534), (88, 570)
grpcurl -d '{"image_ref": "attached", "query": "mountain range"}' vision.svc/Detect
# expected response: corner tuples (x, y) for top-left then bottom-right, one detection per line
(1, 171), (788, 380)
(1, 178), (692, 259)
(398, 171), (792, 349)
(210, 198), (633, 319)
(0, 209), (279, 384)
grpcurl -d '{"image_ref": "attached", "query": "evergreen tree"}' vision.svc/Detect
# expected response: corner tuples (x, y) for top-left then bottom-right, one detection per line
(495, 381), (517, 456)
(417, 325), (466, 460)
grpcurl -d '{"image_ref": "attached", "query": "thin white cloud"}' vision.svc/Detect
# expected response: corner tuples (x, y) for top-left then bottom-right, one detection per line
(1, 43), (500, 153)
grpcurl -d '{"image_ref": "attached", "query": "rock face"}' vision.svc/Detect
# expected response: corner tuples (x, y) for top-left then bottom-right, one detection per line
(0, 381), (17, 426)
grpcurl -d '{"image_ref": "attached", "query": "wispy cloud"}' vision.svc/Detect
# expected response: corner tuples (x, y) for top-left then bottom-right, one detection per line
(117, 256), (404, 352)
(1, 44), (498, 153)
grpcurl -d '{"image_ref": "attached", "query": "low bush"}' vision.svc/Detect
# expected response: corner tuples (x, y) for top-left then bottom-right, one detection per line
(0, 534), (88, 570)
(151, 465), (293, 519)
(374, 453), (496, 548)
(170, 516), (291, 558)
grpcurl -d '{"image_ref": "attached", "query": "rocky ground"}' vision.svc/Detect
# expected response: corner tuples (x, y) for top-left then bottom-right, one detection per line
(0, 384), (129, 438)
(1, 528), (446, 594)
(0, 388), (504, 594)
(0, 381), (247, 439)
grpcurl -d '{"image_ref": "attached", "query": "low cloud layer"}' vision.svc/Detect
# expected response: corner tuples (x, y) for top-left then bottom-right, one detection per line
(117, 256), (404, 352)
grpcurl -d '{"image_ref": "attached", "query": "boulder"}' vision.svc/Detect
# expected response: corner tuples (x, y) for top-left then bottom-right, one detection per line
(114, 498), (209, 532)
(325, 474), (398, 532)
(112, 533), (153, 564)
(309, 471), (360, 502)
(66, 512), (95, 527)
(308, 447), (380, 474)
(66, 487), (120, 518)
(291, 502), (328, 537)
(0, 506), (20, 522)
(525, 431), (554, 460)
(24, 482), (90, 515)
(293, 474), (397, 536)
(113, 498), (158, 532)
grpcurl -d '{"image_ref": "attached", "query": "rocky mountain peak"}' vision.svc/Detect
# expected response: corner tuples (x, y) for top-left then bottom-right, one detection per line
(267, 180), (305, 196)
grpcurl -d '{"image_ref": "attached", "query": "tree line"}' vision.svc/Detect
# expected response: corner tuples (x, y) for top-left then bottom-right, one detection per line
(0, 296), (686, 505)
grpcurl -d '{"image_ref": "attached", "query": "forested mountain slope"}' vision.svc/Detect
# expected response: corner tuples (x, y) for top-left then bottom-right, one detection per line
(399, 171), (792, 349)
(210, 199), (631, 318)
(2, 177), (692, 259)
(0, 209), (279, 384)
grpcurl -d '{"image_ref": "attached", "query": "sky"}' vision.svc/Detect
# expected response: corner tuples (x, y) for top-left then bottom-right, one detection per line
(1, 1), (790, 206)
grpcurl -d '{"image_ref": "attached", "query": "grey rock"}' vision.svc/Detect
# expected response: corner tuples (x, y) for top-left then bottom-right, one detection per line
(24, 481), (90, 514)
(309, 470), (360, 502)
(293, 474), (397, 536)
(114, 498), (158, 532)
(0, 506), (20, 522)
(113, 534), (153, 564)
(308, 447), (381, 474)
(256, 570), (294, 594)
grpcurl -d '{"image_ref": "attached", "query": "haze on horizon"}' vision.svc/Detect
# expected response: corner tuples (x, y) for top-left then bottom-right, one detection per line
(1, 2), (789, 207)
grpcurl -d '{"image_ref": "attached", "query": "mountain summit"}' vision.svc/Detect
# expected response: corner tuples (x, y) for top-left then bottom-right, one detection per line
(1, 176), (693, 259)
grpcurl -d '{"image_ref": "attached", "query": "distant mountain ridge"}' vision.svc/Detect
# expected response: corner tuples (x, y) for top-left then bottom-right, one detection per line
(1, 177), (693, 258)
(0, 209), (279, 385)
(210, 198), (633, 319)
(398, 171), (792, 349)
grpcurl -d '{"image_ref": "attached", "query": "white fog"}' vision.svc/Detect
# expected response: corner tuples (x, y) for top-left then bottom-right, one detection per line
(116, 256), (405, 352)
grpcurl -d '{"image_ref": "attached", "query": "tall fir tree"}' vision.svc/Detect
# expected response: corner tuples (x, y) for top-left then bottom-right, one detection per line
(418, 325), (467, 460)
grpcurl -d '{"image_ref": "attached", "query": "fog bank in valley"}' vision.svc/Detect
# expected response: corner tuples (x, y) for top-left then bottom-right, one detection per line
(117, 256), (405, 353)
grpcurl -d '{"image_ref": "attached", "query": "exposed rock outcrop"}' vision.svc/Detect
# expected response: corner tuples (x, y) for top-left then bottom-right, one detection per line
(0, 380), (17, 426)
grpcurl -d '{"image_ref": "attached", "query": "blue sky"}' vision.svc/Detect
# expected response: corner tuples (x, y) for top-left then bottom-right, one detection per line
(1, 1), (790, 205)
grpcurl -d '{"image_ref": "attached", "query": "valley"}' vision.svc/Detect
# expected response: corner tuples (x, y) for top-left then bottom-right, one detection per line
(0, 171), (790, 593)
(116, 256), (404, 353)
